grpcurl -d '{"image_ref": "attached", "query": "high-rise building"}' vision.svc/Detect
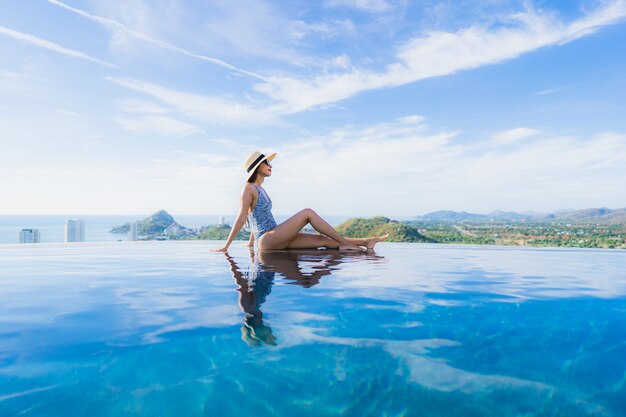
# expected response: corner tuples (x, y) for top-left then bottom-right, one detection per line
(19, 228), (40, 243)
(129, 221), (139, 241)
(65, 219), (85, 242)
(219, 216), (225, 225)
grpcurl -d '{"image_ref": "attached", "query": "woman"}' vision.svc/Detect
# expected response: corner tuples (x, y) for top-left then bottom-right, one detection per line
(212, 151), (388, 252)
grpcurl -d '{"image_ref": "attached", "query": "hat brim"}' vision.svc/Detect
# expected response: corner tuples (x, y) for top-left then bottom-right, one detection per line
(246, 152), (277, 181)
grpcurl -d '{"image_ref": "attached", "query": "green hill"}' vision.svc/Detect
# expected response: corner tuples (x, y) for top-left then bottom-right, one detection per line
(196, 224), (250, 240)
(110, 210), (176, 235)
(336, 216), (433, 243)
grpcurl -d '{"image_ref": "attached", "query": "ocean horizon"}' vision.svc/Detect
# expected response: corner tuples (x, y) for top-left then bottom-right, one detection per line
(0, 214), (405, 245)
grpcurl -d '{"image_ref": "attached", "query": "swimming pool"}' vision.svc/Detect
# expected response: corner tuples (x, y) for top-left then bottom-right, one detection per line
(1, 241), (624, 416)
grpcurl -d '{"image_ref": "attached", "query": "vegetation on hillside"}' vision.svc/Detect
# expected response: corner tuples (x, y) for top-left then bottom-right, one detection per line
(108, 210), (626, 249)
(405, 221), (626, 249)
(110, 210), (176, 235)
(195, 224), (250, 240)
(336, 216), (434, 243)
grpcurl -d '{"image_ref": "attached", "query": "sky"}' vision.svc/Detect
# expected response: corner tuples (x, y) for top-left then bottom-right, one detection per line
(1, 0), (625, 217)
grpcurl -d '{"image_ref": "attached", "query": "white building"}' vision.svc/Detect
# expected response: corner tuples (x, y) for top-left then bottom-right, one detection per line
(65, 219), (86, 242)
(129, 221), (139, 241)
(219, 216), (225, 225)
(19, 228), (40, 243)
(164, 222), (182, 236)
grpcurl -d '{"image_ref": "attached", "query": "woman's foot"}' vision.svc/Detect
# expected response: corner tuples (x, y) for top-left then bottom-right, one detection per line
(339, 243), (365, 252)
(365, 233), (389, 249)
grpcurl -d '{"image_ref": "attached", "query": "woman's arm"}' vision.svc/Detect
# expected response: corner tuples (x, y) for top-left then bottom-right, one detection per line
(212, 185), (254, 252)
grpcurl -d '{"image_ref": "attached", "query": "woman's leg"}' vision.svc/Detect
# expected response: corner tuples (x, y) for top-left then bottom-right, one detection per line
(285, 233), (339, 249)
(259, 208), (361, 250)
(345, 237), (367, 246)
(285, 234), (390, 250)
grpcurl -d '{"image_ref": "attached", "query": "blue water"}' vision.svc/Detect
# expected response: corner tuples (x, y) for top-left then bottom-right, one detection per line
(0, 242), (625, 416)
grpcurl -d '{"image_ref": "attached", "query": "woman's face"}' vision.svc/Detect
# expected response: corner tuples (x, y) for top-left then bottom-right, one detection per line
(259, 159), (272, 177)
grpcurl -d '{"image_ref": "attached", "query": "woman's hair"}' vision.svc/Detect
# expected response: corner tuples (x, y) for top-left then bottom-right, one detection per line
(247, 166), (259, 183)
(245, 165), (261, 229)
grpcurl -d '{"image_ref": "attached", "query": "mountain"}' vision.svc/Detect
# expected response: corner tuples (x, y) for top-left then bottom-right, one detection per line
(414, 208), (626, 224)
(110, 210), (179, 235)
(336, 216), (433, 243)
(547, 207), (626, 223)
(415, 210), (533, 223)
(487, 210), (535, 222)
(415, 210), (488, 222)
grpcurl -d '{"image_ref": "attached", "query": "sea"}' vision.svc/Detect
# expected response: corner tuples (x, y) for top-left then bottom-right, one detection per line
(0, 214), (366, 245)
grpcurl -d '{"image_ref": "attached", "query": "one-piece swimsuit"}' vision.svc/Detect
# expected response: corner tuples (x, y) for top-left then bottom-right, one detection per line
(248, 184), (277, 239)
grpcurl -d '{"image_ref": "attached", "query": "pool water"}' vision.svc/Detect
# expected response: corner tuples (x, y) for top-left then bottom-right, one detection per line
(0, 241), (625, 416)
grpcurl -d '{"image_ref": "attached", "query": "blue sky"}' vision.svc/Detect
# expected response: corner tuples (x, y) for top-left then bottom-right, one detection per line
(1, 0), (625, 216)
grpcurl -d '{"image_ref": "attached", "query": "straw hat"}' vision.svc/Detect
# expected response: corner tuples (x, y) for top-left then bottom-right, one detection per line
(243, 151), (277, 181)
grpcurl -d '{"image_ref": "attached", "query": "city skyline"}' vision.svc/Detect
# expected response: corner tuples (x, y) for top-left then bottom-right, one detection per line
(1, 1), (626, 216)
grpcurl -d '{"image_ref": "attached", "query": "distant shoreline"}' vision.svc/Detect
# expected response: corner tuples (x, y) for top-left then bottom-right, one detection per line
(2, 209), (625, 249)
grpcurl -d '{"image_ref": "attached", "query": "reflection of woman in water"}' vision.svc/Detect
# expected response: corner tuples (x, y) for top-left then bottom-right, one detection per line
(258, 250), (346, 288)
(226, 252), (277, 347)
(224, 249), (386, 346)
(212, 151), (388, 252)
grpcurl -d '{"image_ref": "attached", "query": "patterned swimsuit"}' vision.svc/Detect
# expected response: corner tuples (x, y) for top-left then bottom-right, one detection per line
(248, 184), (277, 239)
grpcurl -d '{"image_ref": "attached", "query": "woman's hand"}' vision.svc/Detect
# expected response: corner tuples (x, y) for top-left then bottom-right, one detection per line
(211, 246), (229, 252)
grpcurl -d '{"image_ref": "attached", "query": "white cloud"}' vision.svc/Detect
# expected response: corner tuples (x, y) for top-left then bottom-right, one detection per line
(534, 86), (566, 95)
(0, 155), (245, 214)
(2, 114), (626, 214)
(458, 132), (626, 209)
(115, 116), (203, 137)
(107, 77), (277, 125)
(397, 115), (426, 124)
(0, 25), (118, 69)
(255, 1), (626, 113)
(328, 54), (353, 70)
(0, 71), (36, 80)
(43, 0), (626, 119)
(263, 121), (626, 215)
(290, 19), (356, 40)
(490, 127), (540, 145)
(193, 153), (235, 164)
(47, 0), (265, 80)
(117, 99), (171, 115)
(325, 0), (394, 13)
(54, 109), (80, 117)
(0, 70), (44, 96)
(199, 0), (315, 66)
